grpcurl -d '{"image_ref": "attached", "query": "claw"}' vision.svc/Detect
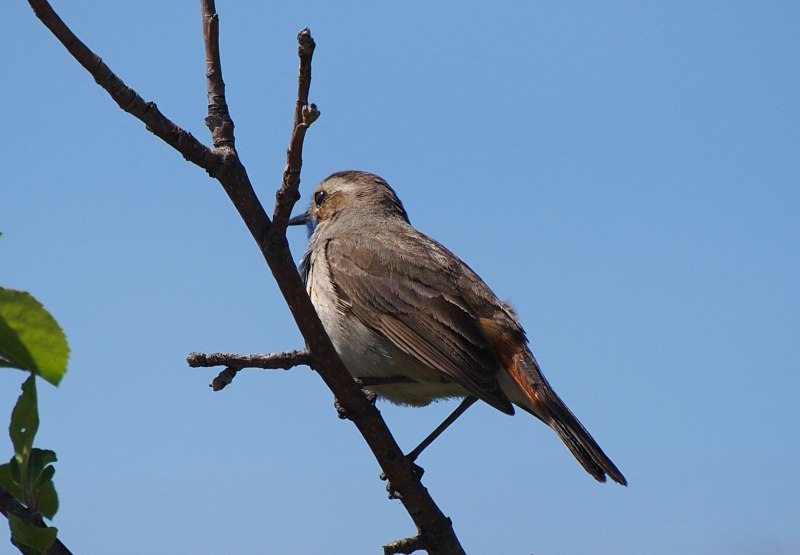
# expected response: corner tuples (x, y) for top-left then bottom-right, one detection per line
(334, 397), (350, 420)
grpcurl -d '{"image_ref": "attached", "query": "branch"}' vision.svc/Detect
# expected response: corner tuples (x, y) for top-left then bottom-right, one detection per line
(269, 29), (320, 239)
(28, 1), (466, 552)
(202, 1), (234, 149)
(199, 0), (271, 246)
(27, 0), (218, 174)
(384, 535), (427, 555)
(0, 484), (73, 555)
(188, 349), (313, 370)
(187, 350), (314, 391)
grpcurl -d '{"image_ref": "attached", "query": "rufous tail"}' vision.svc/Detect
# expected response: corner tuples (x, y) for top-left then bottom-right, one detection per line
(507, 351), (627, 486)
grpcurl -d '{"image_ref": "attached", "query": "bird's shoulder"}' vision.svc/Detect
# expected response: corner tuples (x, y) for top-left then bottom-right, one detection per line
(322, 222), (468, 293)
(322, 220), (521, 327)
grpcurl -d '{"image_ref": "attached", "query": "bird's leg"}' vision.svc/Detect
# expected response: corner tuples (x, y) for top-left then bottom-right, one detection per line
(406, 396), (479, 463)
(348, 380), (478, 461)
(385, 396), (479, 482)
(351, 379), (477, 481)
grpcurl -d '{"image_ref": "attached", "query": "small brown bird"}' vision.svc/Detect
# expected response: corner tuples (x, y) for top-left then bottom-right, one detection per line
(290, 170), (626, 485)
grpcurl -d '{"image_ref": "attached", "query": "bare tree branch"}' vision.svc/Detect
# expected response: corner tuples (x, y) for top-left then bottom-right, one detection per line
(187, 350), (314, 391)
(202, 2), (234, 150)
(270, 29), (320, 239)
(384, 535), (427, 555)
(187, 349), (313, 370)
(197, 0), (272, 250)
(27, 0), (218, 174)
(26, 1), (467, 552)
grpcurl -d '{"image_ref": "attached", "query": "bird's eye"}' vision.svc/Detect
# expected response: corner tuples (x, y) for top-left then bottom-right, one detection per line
(314, 190), (328, 207)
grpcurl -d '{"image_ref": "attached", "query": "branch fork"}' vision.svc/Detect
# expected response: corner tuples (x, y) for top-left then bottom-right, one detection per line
(26, 1), (466, 552)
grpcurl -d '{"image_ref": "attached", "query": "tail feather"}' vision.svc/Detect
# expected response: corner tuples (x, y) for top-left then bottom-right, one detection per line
(507, 351), (627, 486)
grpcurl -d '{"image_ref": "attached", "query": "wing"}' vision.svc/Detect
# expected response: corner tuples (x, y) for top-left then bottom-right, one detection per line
(324, 227), (514, 414)
(298, 249), (311, 285)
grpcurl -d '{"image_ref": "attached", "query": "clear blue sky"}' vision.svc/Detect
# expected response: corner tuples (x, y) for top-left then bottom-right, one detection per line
(3, 2), (799, 554)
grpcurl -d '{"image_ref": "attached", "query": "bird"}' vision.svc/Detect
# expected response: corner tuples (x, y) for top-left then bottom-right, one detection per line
(289, 170), (626, 485)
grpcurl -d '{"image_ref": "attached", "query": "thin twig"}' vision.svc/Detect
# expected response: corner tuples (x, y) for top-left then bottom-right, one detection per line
(198, 0), (271, 243)
(187, 350), (314, 390)
(27, 0), (218, 174)
(188, 349), (313, 369)
(383, 535), (427, 555)
(293, 29), (316, 130)
(270, 28), (320, 241)
(202, 0), (234, 149)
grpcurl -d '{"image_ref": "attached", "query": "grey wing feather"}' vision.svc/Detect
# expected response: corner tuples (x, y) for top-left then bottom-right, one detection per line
(324, 230), (514, 414)
(298, 251), (311, 285)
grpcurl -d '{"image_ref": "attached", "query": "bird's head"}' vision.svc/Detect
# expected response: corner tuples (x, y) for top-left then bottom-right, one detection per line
(289, 170), (409, 236)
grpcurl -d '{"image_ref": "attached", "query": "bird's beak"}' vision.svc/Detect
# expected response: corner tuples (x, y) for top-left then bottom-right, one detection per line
(288, 211), (311, 226)
(288, 210), (317, 238)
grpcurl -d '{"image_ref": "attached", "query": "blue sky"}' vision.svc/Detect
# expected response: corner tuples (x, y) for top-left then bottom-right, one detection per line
(3, 2), (799, 553)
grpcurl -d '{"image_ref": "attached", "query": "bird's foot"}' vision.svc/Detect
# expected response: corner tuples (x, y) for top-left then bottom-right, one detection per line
(364, 389), (378, 406)
(334, 386), (377, 420)
(334, 397), (350, 420)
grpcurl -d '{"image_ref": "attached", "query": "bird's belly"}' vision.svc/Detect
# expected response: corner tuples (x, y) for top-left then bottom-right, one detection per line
(308, 253), (467, 406)
(333, 314), (467, 406)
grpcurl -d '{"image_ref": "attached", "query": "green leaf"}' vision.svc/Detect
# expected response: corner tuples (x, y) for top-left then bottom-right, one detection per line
(0, 288), (69, 385)
(26, 448), (57, 489)
(10, 375), (39, 466)
(36, 476), (59, 520)
(10, 457), (22, 484)
(26, 449), (59, 518)
(0, 461), (23, 500)
(8, 514), (58, 553)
